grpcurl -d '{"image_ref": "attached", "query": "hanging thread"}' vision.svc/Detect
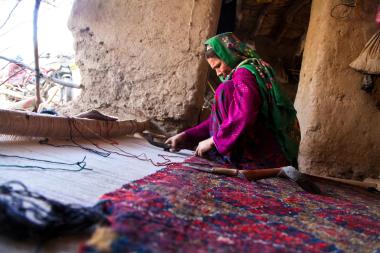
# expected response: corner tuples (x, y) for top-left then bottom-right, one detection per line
(39, 117), (189, 167)
(0, 152), (91, 172)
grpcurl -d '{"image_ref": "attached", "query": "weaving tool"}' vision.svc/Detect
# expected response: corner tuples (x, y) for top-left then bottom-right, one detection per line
(182, 162), (245, 178)
(142, 133), (171, 151)
(0, 109), (149, 139)
(184, 163), (322, 194)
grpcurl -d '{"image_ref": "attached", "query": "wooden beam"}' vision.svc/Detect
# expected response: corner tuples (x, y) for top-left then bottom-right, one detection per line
(246, 2), (271, 40)
(252, 3), (271, 38)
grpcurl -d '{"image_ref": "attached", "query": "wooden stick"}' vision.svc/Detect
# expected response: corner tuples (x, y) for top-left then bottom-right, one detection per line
(213, 166), (378, 190)
(33, 0), (42, 111)
(211, 166), (282, 180)
(307, 174), (378, 190)
(0, 86), (27, 99)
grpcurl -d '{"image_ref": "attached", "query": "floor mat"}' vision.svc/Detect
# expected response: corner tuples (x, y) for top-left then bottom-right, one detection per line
(80, 158), (380, 253)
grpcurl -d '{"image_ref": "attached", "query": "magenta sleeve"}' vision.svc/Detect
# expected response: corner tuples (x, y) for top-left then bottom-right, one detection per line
(184, 117), (211, 144)
(213, 68), (261, 155)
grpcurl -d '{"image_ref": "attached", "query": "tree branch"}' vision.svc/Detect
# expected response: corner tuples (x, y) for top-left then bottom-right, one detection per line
(0, 56), (83, 89)
(0, 0), (22, 31)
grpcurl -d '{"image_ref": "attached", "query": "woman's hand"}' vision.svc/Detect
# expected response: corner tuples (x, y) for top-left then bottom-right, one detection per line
(195, 137), (214, 157)
(165, 132), (186, 152)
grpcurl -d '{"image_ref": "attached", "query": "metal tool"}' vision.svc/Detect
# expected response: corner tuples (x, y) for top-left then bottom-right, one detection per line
(142, 133), (195, 154)
(142, 133), (171, 151)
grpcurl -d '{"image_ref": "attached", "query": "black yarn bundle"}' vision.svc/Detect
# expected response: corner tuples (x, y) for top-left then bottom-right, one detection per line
(0, 181), (109, 240)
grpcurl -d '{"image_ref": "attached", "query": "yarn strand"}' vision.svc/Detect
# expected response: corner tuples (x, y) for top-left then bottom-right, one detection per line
(0, 153), (91, 172)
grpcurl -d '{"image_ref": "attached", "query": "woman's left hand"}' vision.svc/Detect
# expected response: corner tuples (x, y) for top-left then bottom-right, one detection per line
(195, 137), (215, 157)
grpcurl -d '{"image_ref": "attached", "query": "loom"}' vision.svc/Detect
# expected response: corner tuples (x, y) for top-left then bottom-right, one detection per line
(0, 109), (150, 139)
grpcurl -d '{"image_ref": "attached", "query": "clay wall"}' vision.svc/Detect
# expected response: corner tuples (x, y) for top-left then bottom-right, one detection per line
(295, 0), (380, 179)
(68, 0), (380, 179)
(67, 0), (221, 131)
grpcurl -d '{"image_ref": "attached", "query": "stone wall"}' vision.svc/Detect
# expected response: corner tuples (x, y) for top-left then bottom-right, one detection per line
(67, 0), (221, 132)
(295, 0), (380, 179)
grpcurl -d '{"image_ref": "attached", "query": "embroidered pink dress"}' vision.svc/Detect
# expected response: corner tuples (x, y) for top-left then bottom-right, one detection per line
(185, 68), (288, 169)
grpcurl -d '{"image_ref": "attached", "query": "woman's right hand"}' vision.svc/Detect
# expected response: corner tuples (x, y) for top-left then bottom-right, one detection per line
(165, 132), (187, 152)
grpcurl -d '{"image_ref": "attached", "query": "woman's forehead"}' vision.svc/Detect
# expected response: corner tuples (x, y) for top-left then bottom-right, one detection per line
(207, 57), (222, 67)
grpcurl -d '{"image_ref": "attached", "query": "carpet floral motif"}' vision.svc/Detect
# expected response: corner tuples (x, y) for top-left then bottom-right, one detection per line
(80, 158), (380, 253)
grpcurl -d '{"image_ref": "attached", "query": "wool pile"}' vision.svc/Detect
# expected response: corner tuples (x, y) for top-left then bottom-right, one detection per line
(80, 157), (380, 253)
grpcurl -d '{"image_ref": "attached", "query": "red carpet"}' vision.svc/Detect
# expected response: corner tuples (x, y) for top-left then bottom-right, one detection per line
(80, 158), (380, 253)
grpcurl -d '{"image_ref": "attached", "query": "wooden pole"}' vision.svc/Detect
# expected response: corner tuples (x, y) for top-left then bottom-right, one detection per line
(308, 174), (378, 190)
(33, 0), (42, 112)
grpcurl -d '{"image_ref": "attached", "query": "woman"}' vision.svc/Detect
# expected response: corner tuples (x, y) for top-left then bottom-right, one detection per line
(166, 33), (319, 193)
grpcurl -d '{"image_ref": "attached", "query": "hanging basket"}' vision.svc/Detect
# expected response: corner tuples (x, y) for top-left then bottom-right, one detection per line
(350, 31), (380, 74)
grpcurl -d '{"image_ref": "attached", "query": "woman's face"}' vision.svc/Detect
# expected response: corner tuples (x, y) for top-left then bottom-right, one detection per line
(207, 57), (232, 79)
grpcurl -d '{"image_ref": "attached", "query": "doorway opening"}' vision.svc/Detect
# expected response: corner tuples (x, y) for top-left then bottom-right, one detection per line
(0, 0), (80, 111)
(201, 0), (312, 122)
(209, 0), (312, 99)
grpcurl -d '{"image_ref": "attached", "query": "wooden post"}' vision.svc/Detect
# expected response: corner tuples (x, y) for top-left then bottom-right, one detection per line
(33, 0), (42, 112)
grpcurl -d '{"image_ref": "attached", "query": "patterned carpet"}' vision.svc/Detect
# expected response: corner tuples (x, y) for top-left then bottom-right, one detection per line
(80, 158), (380, 253)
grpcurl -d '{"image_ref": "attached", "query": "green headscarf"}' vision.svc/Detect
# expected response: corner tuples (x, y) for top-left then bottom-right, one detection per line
(205, 32), (300, 165)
